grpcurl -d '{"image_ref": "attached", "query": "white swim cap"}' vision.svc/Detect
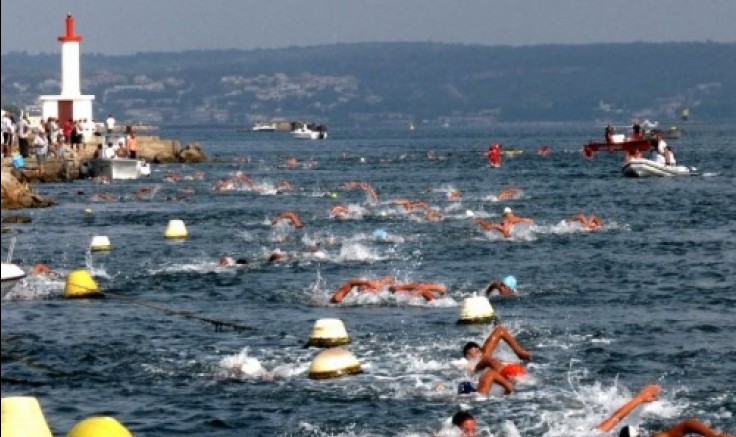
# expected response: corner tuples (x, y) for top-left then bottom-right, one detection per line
(503, 207), (512, 215)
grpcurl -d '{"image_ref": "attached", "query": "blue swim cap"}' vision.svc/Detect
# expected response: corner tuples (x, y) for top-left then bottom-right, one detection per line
(457, 381), (477, 394)
(502, 275), (517, 290)
(373, 229), (388, 240)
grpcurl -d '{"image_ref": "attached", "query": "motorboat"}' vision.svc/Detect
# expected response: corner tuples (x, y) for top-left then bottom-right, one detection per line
(291, 122), (327, 140)
(1, 263), (26, 298)
(88, 158), (150, 180)
(251, 121), (278, 132)
(621, 158), (696, 177)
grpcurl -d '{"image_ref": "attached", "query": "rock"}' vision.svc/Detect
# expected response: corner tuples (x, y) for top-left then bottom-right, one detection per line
(1, 215), (32, 224)
(178, 143), (207, 163)
(1, 169), (57, 210)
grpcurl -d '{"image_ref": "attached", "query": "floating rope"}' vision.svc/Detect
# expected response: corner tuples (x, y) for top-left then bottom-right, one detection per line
(100, 291), (254, 332)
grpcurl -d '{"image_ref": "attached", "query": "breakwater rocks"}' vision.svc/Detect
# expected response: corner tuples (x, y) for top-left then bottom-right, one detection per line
(1, 169), (57, 210)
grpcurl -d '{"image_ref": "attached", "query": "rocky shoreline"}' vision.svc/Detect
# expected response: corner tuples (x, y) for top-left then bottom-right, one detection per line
(1, 134), (207, 210)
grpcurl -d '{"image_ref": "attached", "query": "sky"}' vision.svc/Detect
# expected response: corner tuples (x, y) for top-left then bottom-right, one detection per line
(2, 0), (735, 55)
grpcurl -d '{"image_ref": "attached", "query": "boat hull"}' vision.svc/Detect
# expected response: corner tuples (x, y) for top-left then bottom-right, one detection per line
(89, 158), (148, 180)
(1, 263), (26, 298)
(621, 158), (695, 177)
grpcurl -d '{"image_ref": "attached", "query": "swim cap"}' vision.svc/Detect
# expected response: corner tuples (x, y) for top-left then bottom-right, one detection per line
(619, 425), (639, 437)
(373, 229), (388, 240)
(457, 381), (477, 394)
(503, 207), (512, 215)
(502, 275), (517, 290)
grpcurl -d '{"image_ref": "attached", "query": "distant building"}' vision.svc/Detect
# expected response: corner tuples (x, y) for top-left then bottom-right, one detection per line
(39, 14), (95, 122)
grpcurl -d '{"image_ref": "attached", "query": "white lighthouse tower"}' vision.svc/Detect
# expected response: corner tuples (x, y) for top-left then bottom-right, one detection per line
(39, 14), (95, 124)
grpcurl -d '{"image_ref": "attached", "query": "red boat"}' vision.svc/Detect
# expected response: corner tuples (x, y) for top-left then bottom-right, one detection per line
(582, 136), (652, 159)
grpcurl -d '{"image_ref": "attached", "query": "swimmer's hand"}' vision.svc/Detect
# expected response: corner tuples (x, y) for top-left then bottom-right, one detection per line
(637, 384), (661, 402)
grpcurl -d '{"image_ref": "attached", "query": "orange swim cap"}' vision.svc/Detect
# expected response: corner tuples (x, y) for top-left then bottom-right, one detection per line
(500, 363), (526, 380)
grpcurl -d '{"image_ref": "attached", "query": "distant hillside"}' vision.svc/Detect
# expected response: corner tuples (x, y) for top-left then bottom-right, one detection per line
(2, 42), (734, 126)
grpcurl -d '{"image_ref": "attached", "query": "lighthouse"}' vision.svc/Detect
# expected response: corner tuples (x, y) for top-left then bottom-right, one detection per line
(39, 14), (95, 124)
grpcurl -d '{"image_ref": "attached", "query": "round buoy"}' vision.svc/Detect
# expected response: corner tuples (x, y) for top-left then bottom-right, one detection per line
(164, 219), (188, 239)
(89, 236), (112, 252)
(66, 416), (132, 437)
(457, 295), (497, 324)
(308, 347), (363, 380)
(64, 270), (102, 299)
(1, 396), (53, 437)
(500, 363), (526, 380)
(306, 318), (351, 347)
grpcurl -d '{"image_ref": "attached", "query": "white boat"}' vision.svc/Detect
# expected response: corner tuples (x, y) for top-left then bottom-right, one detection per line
(89, 158), (150, 180)
(251, 121), (278, 132)
(1, 263), (26, 298)
(291, 122), (327, 140)
(621, 158), (696, 177)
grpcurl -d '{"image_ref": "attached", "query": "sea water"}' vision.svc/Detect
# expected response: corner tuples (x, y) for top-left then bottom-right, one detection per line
(2, 122), (734, 436)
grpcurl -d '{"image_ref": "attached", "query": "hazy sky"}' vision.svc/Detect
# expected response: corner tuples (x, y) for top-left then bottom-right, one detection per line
(2, 0), (735, 55)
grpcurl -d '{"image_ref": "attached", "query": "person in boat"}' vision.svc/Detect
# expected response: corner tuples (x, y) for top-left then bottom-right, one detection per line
(605, 123), (616, 144)
(650, 134), (667, 165)
(597, 384), (734, 437)
(664, 145), (677, 166)
(485, 275), (517, 296)
(330, 276), (397, 303)
(457, 325), (532, 396)
(271, 211), (303, 229)
(569, 213), (604, 231)
(632, 120), (643, 140)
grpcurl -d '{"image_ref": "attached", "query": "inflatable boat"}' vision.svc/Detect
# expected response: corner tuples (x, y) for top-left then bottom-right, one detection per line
(621, 158), (696, 177)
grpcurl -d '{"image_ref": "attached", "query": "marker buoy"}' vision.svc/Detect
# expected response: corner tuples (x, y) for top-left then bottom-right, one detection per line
(64, 270), (102, 299)
(308, 347), (362, 380)
(1, 396), (53, 437)
(306, 318), (351, 347)
(457, 295), (497, 324)
(164, 219), (188, 239)
(89, 236), (111, 252)
(66, 416), (132, 437)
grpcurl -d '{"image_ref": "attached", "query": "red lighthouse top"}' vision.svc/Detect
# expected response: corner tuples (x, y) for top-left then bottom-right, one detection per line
(58, 14), (82, 43)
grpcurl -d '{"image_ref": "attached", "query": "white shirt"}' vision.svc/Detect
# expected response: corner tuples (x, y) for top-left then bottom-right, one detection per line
(105, 116), (116, 130)
(102, 145), (116, 159)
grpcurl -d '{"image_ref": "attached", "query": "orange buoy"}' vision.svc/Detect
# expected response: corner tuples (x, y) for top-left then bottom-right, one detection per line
(500, 363), (526, 380)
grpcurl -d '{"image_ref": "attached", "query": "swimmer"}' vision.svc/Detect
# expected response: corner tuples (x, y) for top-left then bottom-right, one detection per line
(91, 192), (118, 202)
(388, 282), (446, 301)
(135, 186), (156, 200)
(30, 263), (53, 277)
(569, 213), (604, 231)
(275, 180), (293, 193)
(447, 190), (463, 201)
(271, 211), (304, 229)
(538, 145), (551, 156)
(330, 276), (397, 303)
(457, 326), (531, 396)
(391, 199), (414, 211)
(485, 275), (517, 296)
(425, 210), (443, 222)
(597, 384), (734, 437)
(163, 172), (181, 183)
(284, 157), (298, 169)
(496, 188), (522, 201)
(451, 410), (477, 437)
(329, 204), (350, 219)
(502, 207), (533, 226)
(476, 207), (532, 238)
(267, 250), (287, 264)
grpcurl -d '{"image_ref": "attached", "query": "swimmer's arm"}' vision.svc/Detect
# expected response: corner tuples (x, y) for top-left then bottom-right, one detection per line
(650, 419), (734, 437)
(597, 384), (661, 432)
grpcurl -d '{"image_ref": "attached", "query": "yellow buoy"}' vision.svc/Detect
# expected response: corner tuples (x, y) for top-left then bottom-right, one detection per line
(306, 318), (351, 347)
(64, 270), (102, 299)
(66, 416), (132, 437)
(84, 208), (93, 215)
(308, 347), (362, 380)
(457, 295), (497, 324)
(89, 236), (112, 252)
(1, 396), (54, 437)
(164, 219), (188, 239)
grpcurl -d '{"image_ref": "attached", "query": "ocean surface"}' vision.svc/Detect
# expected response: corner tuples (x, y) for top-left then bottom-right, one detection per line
(2, 122), (734, 437)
